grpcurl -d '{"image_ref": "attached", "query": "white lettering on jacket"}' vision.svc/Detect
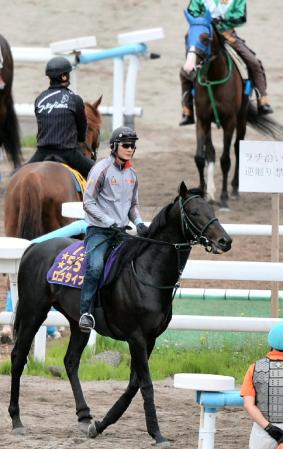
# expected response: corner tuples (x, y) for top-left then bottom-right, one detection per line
(37, 90), (69, 114)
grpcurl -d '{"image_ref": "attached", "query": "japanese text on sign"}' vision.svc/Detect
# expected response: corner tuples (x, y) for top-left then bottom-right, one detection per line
(239, 141), (283, 193)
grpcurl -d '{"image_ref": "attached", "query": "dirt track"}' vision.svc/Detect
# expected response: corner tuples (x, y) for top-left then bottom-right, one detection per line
(0, 0), (283, 447)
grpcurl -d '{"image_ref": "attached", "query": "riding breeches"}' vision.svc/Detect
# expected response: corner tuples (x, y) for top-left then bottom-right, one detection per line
(27, 147), (95, 179)
(223, 31), (267, 98)
(80, 226), (116, 315)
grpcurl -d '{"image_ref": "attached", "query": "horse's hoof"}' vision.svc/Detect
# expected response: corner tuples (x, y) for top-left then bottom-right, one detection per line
(230, 192), (240, 201)
(153, 440), (170, 447)
(78, 419), (92, 434)
(12, 426), (26, 435)
(87, 423), (98, 439)
(219, 206), (230, 212)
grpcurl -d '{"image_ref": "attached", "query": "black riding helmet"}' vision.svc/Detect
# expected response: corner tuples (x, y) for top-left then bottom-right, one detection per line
(110, 126), (139, 145)
(45, 56), (73, 79)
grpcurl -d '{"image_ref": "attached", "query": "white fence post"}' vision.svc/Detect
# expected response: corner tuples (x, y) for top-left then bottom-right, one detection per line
(112, 57), (124, 129)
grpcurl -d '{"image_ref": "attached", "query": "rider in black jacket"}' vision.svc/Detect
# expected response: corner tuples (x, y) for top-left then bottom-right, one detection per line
(27, 56), (95, 178)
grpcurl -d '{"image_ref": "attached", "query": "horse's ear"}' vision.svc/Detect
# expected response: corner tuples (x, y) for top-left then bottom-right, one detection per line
(93, 95), (103, 110)
(179, 181), (188, 198)
(204, 8), (212, 22)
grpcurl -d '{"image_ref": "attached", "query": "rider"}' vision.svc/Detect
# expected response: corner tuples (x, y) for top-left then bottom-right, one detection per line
(241, 322), (283, 449)
(27, 56), (95, 178)
(79, 126), (149, 332)
(179, 0), (273, 126)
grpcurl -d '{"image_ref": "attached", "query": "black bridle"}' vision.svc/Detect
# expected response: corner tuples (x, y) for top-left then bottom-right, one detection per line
(179, 195), (218, 253)
(131, 194), (219, 293)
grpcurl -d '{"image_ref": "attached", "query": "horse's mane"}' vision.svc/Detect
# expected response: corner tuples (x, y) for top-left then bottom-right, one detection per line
(105, 187), (204, 284)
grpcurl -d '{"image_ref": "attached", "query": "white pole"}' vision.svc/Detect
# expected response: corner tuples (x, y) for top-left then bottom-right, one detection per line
(124, 55), (140, 129)
(271, 192), (280, 317)
(113, 57), (124, 129)
(198, 407), (217, 449)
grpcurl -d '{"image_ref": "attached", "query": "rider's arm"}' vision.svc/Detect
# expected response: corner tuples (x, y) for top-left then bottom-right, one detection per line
(220, 0), (247, 31)
(74, 95), (87, 143)
(187, 0), (206, 17)
(128, 178), (143, 226)
(83, 161), (116, 227)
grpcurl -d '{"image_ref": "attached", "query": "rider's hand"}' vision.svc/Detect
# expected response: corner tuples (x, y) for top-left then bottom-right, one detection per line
(136, 223), (149, 237)
(110, 223), (119, 231)
(264, 423), (283, 442)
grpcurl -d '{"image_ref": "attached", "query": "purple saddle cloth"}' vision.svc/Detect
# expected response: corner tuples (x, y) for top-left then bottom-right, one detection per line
(47, 240), (123, 289)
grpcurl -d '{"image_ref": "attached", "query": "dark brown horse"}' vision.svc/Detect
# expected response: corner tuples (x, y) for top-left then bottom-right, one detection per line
(0, 34), (22, 167)
(185, 11), (283, 208)
(4, 96), (102, 239)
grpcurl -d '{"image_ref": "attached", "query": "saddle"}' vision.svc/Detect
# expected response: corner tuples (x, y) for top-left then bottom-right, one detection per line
(224, 42), (249, 82)
(47, 239), (128, 339)
(47, 240), (125, 290)
(43, 155), (86, 194)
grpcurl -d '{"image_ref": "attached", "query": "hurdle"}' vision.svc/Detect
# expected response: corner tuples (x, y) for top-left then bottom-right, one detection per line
(174, 373), (243, 449)
(12, 28), (164, 130)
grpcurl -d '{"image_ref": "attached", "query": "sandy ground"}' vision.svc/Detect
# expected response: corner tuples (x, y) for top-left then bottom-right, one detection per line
(0, 1), (283, 447)
(0, 375), (249, 449)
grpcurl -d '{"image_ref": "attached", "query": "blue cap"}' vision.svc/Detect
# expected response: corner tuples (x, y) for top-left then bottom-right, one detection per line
(268, 323), (283, 350)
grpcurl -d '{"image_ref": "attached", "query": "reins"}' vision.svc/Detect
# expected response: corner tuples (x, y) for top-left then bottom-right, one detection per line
(130, 194), (218, 295)
(61, 194), (218, 297)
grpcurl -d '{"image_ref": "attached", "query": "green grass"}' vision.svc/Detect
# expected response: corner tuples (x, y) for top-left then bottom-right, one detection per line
(21, 135), (37, 148)
(0, 333), (269, 384)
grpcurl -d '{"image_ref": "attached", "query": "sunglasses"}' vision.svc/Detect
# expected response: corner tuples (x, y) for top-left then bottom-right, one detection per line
(120, 142), (136, 149)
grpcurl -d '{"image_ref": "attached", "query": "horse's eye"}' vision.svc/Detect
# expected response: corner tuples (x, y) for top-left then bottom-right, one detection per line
(200, 33), (210, 46)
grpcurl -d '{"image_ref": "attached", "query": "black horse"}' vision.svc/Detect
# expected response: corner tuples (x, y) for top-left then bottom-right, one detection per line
(0, 34), (22, 167)
(9, 182), (232, 447)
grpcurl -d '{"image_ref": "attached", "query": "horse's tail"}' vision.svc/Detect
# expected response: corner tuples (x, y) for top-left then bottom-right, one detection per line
(1, 94), (23, 168)
(247, 102), (283, 140)
(17, 174), (44, 239)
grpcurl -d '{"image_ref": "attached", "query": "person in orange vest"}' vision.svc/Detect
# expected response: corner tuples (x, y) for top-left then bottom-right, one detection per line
(241, 322), (283, 449)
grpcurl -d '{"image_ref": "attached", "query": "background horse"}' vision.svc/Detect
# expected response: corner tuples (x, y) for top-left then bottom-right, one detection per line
(185, 11), (283, 209)
(9, 182), (232, 446)
(0, 34), (22, 168)
(4, 96), (102, 239)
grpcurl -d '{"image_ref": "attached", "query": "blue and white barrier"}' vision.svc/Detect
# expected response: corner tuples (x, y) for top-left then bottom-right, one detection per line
(12, 28), (164, 130)
(174, 374), (243, 449)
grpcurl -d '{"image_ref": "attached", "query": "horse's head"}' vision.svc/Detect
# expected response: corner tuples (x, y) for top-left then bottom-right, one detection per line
(178, 181), (232, 254)
(82, 95), (103, 161)
(183, 9), (213, 76)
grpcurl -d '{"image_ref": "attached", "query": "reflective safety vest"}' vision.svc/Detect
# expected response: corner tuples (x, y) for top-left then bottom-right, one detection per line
(253, 357), (283, 423)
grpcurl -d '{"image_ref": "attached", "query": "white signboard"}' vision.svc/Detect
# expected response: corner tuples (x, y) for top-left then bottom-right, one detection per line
(239, 141), (283, 193)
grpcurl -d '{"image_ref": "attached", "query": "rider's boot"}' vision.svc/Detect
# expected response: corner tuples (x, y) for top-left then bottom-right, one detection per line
(179, 105), (195, 126)
(258, 96), (273, 115)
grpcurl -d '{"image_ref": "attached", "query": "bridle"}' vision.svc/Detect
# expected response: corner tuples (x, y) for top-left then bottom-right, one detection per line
(131, 193), (219, 293)
(179, 195), (218, 252)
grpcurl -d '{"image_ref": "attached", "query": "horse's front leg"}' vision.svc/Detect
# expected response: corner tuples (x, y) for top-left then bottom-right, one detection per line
(220, 124), (234, 209)
(204, 129), (217, 203)
(231, 114), (247, 199)
(63, 320), (93, 433)
(88, 364), (140, 438)
(128, 337), (169, 447)
(194, 120), (214, 199)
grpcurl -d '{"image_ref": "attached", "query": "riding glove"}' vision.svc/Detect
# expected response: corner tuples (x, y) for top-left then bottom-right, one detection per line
(136, 223), (149, 237)
(264, 423), (283, 442)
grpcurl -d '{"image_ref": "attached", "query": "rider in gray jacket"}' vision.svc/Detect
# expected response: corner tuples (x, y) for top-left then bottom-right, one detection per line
(79, 126), (149, 332)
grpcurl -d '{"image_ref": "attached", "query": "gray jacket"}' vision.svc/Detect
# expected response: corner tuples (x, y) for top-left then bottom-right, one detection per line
(83, 155), (143, 228)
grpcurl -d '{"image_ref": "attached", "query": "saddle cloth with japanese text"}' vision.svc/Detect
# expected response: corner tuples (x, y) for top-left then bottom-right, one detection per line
(47, 240), (123, 289)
